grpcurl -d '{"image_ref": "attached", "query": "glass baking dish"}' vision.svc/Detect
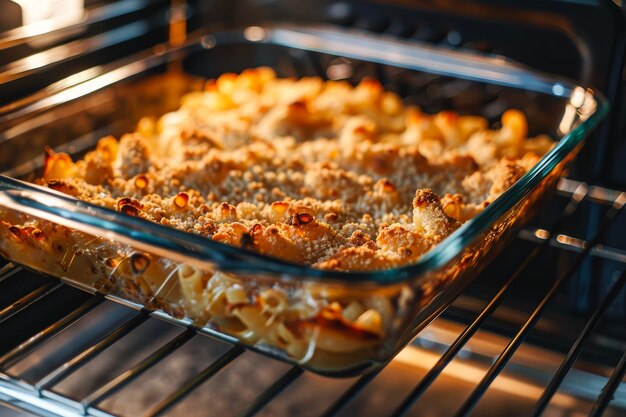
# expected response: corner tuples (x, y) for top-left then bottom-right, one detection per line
(0, 25), (607, 375)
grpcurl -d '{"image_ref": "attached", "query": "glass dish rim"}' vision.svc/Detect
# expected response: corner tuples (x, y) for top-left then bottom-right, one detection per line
(0, 24), (610, 285)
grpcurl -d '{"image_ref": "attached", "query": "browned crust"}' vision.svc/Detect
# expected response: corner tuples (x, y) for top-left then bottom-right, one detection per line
(27, 68), (552, 272)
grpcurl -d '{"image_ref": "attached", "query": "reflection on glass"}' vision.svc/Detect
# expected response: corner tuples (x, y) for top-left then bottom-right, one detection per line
(558, 87), (597, 136)
(11, 0), (84, 27)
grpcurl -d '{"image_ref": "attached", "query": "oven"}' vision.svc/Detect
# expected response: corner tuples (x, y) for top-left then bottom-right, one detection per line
(0, 1), (625, 416)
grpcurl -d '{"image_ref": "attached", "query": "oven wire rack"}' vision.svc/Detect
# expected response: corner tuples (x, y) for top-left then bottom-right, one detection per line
(0, 177), (625, 417)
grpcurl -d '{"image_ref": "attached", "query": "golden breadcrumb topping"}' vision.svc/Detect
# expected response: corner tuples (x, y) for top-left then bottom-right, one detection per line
(39, 68), (553, 271)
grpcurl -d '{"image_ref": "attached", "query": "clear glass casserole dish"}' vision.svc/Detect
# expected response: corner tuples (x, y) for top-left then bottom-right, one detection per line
(0, 25), (607, 375)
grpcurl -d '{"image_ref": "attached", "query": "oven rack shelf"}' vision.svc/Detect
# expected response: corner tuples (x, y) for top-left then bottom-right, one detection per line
(0, 177), (625, 417)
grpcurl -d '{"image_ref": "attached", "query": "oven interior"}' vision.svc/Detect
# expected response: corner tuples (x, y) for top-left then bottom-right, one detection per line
(1, 1), (626, 416)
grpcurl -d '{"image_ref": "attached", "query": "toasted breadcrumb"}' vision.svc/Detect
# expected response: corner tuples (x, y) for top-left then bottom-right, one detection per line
(40, 68), (553, 271)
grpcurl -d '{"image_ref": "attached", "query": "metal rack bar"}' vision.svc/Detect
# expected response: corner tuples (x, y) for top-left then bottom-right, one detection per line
(0, 0), (162, 51)
(518, 228), (626, 263)
(0, 264), (21, 284)
(531, 269), (626, 416)
(557, 178), (624, 206)
(82, 329), (196, 411)
(0, 282), (63, 325)
(319, 370), (383, 417)
(0, 296), (103, 369)
(0, 21), (147, 83)
(589, 349), (626, 417)
(34, 313), (149, 391)
(235, 366), (304, 417)
(453, 192), (626, 417)
(141, 346), (245, 417)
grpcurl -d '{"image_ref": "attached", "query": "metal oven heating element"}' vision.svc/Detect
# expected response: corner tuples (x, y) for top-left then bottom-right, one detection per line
(1, 1), (626, 416)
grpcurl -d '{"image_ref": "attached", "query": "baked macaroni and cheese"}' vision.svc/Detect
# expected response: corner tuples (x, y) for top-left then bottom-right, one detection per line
(0, 68), (553, 369)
